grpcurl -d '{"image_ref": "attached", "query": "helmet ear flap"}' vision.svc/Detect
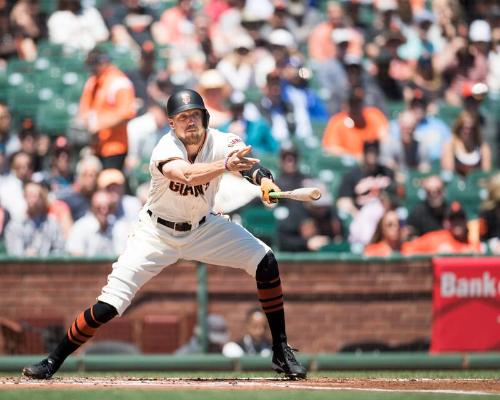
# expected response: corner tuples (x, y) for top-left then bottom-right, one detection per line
(203, 110), (210, 128)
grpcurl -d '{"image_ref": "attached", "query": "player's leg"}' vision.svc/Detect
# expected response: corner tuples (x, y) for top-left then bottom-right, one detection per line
(255, 251), (307, 379)
(22, 301), (118, 379)
(186, 214), (307, 379)
(23, 213), (179, 379)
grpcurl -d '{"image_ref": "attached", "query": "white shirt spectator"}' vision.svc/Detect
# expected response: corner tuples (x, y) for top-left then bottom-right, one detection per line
(48, 7), (109, 53)
(65, 213), (130, 257)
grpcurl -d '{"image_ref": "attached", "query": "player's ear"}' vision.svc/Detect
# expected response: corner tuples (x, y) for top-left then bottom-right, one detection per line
(168, 118), (174, 129)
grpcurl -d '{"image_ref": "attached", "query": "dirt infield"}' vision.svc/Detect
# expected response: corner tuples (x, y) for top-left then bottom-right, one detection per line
(1, 377), (500, 395)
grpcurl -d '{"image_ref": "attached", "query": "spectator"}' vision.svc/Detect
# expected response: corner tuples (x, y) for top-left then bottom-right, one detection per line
(126, 103), (169, 171)
(219, 92), (278, 156)
(487, 27), (500, 97)
(65, 190), (129, 257)
(196, 69), (231, 129)
(0, 102), (20, 172)
(9, 0), (43, 60)
(405, 96), (451, 163)
(0, 151), (33, 220)
(336, 140), (396, 220)
(478, 173), (500, 254)
(101, 0), (155, 49)
(222, 307), (272, 357)
(126, 41), (157, 115)
(364, 209), (404, 257)
(277, 180), (343, 252)
(406, 175), (448, 237)
(78, 48), (136, 170)
(316, 51), (387, 116)
(151, 0), (196, 49)
(57, 155), (102, 222)
(275, 145), (310, 200)
(402, 201), (481, 255)
(96, 168), (141, 224)
(0, 203), (9, 252)
(286, 0), (323, 46)
(216, 33), (256, 93)
(5, 181), (65, 257)
(441, 111), (492, 178)
(381, 110), (422, 171)
(36, 137), (74, 193)
(308, 1), (363, 63)
(176, 314), (229, 354)
(281, 64), (329, 140)
(322, 87), (389, 161)
(407, 55), (444, 103)
(260, 0), (300, 42)
(47, 0), (109, 54)
(258, 72), (296, 143)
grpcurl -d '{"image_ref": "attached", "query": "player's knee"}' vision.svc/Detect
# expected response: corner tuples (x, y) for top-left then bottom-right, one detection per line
(256, 251), (279, 282)
(93, 301), (118, 323)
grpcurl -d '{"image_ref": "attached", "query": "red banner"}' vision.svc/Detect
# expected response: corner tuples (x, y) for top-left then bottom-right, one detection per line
(431, 257), (500, 352)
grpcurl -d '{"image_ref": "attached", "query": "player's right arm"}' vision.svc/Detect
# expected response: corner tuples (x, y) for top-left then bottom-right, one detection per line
(159, 146), (259, 186)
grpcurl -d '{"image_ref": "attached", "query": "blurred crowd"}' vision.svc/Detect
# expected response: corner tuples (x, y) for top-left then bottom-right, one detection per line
(0, 0), (498, 257)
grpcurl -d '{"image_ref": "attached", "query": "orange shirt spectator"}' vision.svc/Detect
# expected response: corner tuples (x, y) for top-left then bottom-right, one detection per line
(308, 2), (363, 62)
(79, 49), (136, 169)
(402, 201), (482, 255)
(364, 241), (394, 257)
(322, 90), (388, 160)
(401, 229), (481, 255)
(364, 209), (403, 257)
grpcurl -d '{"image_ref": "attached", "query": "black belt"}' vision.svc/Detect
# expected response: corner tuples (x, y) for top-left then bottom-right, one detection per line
(147, 209), (206, 231)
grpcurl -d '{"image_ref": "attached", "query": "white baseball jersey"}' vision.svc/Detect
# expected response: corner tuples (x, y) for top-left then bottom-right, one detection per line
(145, 128), (245, 226)
(98, 128), (270, 315)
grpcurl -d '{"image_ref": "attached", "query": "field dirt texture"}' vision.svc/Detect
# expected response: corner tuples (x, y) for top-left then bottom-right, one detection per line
(1, 377), (500, 395)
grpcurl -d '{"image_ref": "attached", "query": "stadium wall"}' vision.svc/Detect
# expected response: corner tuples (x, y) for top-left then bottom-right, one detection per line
(0, 255), (433, 354)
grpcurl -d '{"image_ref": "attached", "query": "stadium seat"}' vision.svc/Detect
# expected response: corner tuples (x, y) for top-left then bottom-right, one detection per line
(436, 103), (461, 126)
(239, 205), (276, 248)
(444, 174), (484, 219)
(36, 97), (72, 136)
(403, 170), (433, 211)
(317, 240), (351, 253)
(386, 100), (405, 120)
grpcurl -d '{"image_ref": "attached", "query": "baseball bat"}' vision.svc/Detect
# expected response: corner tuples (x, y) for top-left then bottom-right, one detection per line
(269, 187), (322, 202)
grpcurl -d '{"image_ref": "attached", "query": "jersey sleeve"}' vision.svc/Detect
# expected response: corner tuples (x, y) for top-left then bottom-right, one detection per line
(219, 132), (246, 158)
(151, 134), (184, 162)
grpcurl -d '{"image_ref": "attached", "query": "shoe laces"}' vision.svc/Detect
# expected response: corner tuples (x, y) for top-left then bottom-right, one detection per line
(282, 345), (299, 363)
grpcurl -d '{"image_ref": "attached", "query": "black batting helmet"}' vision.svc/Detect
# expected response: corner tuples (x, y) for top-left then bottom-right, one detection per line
(166, 89), (210, 128)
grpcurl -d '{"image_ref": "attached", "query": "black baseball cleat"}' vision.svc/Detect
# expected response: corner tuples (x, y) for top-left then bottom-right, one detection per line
(22, 357), (60, 379)
(272, 343), (307, 379)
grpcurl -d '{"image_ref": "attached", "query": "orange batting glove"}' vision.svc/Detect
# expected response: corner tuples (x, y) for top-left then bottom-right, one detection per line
(261, 177), (280, 206)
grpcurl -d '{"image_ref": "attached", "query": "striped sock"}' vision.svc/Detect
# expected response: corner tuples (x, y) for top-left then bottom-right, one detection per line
(257, 276), (287, 346)
(50, 303), (116, 363)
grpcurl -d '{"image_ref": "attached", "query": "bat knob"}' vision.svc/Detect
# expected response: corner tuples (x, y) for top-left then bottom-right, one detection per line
(311, 189), (321, 200)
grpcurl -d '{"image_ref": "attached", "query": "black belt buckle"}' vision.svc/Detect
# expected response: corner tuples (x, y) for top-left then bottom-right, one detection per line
(148, 210), (206, 231)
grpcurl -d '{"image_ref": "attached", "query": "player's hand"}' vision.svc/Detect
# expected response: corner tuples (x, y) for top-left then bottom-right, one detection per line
(225, 146), (259, 172)
(261, 177), (280, 206)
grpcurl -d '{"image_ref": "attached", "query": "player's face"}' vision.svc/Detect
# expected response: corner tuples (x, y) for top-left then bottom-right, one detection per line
(170, 109), (205, 145)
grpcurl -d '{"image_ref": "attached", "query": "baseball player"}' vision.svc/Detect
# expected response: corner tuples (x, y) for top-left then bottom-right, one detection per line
(22, 89), (307, 380)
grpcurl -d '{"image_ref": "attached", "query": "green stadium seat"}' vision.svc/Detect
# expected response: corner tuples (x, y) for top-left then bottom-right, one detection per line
(436, 103), (461, 126)
(36, 97), (72, 136)
(0, 68), (7, 102)
(314, 152), (358, 176)
(239, 206), (276, 248)
(444, 173), (486, 219)
(403, 170), (433, 211)
(317, 240), (351, 253)
(386, 100), (405, 120)
(257, 153), (280, 176)
(7, 81), (40, 119)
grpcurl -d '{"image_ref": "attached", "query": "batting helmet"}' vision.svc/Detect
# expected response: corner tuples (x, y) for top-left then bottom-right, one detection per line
(166, 89), (210, 128)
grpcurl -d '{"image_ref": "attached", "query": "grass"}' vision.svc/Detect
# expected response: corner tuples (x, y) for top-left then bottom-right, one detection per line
(0, 390), (499, 400)
(1, 371), (499, 400)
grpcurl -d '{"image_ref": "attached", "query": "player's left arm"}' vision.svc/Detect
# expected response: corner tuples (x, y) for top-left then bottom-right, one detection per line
(240, 164), (280, 205)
